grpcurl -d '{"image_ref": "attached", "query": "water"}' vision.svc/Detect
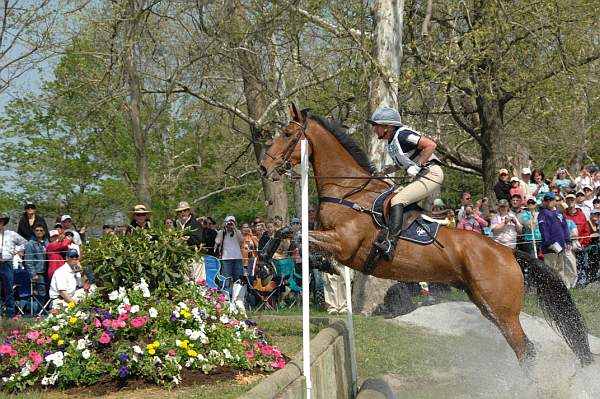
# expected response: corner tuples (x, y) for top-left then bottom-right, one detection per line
(388, 302), (600, 398)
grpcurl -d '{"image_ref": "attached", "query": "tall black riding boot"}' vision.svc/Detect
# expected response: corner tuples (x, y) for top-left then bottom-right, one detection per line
(378, 204), (404, 261)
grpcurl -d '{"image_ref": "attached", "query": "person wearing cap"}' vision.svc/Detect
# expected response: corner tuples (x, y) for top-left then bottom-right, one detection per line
(518, 168), (533, 198)
(493, 169), (512, 203)
(60, 215), (82, 245)
(538, 192), (575, 287)
(23, 223), (49, 305)
(509, 177), (526, 203)
(583, 185), (595, 212)
(215, 216), (244, 285)
(490, 199), (523, 248)
(17, 202), (48, 241)
(574, 190), (592, 220)
(126, 205), (152, 234)
(367, 106), (443, 260)
(520, 195), (542, 257)
(49, 249), (83, 307)
(530, 168), (549, 206)
(174, 201), (203, 248)
(552, 167), (575, 195)
(457, 204), (488, 234)
(575, 166), (593, 193)
(46, 229), (73, 281)
(0, 213), (28, 317)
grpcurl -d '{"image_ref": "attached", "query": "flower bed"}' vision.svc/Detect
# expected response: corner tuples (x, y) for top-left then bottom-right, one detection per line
(0, 279), (285, 392)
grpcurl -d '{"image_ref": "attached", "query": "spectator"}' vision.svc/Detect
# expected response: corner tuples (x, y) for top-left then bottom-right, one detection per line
(258, 222), (274, 252)
(65, 230), (80, 255)
(241, 222), (259, 273)
(46, 229), (72, 281)
(490, 199), (523, 248)
(0, 212), (28, 317)
(575, 166), (592, 192)
(215, 216), (244, 286)
(583, 185), (595, 212)
(575, 191), (592, 220)
(102, 224), (115, 235)
(520, 196), (541, 257)
(323, 259), (350, 315)
(23, 223), (49, 306)
(565, 193), (592, 285)
(49, 249), (83, 307)
(174, 201), (203, 248)
(308, 206), (318, 230)
(509, 194), (524, 217)
(17, 202), (48, 241)
(164, 218), (175, 229)
(53, 222), (64, 236)
(594, 198), (600, 211)
(530, 168), (549, 206)
(538, 192), (575, 287)
(494, 169), (511, 203)
(456, 205), (488, 233)
(457, 192), (473, 219)
(519, 168), (533, 198)
(13, 246), (24, 270)
(564, 219), (580, 288)
(201, 217), (217, 256)
(552, 167), (575, 195)
(126, 205), (152, 233)
(60, 215), (82, 245)
(593, 171), (600, 193)
(509, 177), (526, 203)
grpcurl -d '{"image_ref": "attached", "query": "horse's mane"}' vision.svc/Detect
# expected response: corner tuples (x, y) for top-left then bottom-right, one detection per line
(307, 115), (376, 175)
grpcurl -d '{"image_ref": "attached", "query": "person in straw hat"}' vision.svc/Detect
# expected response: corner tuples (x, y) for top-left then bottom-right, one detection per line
(126, 205), (152, 234)
(174, 201), (203, 248)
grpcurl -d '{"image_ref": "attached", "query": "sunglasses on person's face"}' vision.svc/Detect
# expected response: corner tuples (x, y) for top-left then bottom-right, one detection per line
(527, 201), (536, 205)
(34, 229), (45, 232)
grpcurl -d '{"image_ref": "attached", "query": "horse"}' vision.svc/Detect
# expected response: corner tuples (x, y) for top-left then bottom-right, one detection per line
(259, 104), (593, 368)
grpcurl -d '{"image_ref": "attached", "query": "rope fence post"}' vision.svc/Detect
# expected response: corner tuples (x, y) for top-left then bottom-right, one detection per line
(300, 139), (312, 398)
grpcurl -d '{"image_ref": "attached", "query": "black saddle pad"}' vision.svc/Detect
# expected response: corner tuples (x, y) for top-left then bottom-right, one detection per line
(371, 188), (440, 245)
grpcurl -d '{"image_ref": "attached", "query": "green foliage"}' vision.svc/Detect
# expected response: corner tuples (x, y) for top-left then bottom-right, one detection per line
(83, 227), (199, 290)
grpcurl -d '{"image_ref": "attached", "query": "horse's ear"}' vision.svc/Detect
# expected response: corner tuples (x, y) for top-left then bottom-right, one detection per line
(289, 103), (304, 123)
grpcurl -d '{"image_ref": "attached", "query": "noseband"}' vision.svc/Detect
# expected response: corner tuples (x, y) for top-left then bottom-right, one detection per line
(273, 120), (307, 176)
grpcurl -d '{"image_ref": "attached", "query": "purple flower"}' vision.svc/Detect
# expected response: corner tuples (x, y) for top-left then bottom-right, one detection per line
(170, 315), (177, 322)
(119, 353), (129, 362)
(118, 365), (129, 378)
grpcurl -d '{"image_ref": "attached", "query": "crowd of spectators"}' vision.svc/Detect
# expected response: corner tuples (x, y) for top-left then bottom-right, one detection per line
(435, 164), (600, 289)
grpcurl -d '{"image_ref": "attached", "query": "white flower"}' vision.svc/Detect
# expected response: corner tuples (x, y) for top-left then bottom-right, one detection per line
(122, 296), (130, 305)
(51, 325), (60, 331)
(172, 376), (181, 385)
(82, 349), (90, 359)
(148, 307), (158, 318)
(20, 364), (31, 377)
(45, 351), (65, 367)
(118, 286), (127, 299)
(133, 345), (143, 354)
(130, 305), (140, 314)
(108, 291), (119, 301)
(178, 302), (188, 310)
(223, 349), (232, 359)
(76, 339), (86, 351)
(172, 311), (180, 319)
(219, 314), (230, 324)
(41, 377), (50, 386)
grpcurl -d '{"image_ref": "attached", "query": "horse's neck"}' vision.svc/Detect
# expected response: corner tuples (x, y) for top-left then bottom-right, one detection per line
(307, 124), (373, 198)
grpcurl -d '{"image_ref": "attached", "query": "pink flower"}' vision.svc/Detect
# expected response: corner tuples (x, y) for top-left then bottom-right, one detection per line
(244, 350), (254, 359)
(9, 350), (18, 357)
(19, 356), (27, 366)
(36, 338), (45, 345)
(270, 359), (286, 369)
(0, 344), (13, 354)
(242, 340), (250, 347)
(130, 317), (146, 328)
(168, 349), (176, 356)
(119, 313), (130, 320)
(231, 319), (239, 325)
(111, 319), (126, 329)
(272, 349), (282, 358)
(26, 331), (41, 340)
(95, 318), (101, 328)
(123, 304), (132, 311)
(102, 319), (111, 327)
(215, 303), (221, 313)
(262, 345), (273, 356)
(253, 342), (260, 350)
(98, 332), (111, 344)
(217, 294), (226, 303)
(31, 364), (38, 372)
(29, 352), (43, 365)
(10, 329), (20, 336)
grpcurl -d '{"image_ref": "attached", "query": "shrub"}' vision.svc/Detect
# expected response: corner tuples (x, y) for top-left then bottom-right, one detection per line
(83, 227), (198, 290)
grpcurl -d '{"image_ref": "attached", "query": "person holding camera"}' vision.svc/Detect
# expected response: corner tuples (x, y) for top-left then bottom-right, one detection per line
(552, 167), (575, 195)
(490, 199), (523, 249)
(215, 216), (244, 286)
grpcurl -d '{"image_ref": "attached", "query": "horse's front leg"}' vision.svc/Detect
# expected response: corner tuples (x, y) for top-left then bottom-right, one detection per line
(308, 230), (342, 257)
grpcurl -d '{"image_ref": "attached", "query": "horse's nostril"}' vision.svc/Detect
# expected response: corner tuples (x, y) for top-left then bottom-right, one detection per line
(258, 165), (267, 177)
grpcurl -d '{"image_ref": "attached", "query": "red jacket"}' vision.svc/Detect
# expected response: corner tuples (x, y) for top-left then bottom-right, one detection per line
(46, 240), (70, 280)
(565, 208), (591, 247)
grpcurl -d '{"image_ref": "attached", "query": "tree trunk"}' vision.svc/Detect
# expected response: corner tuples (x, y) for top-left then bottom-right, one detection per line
(226, 0), (289, 222)
(353, 0), (404, 315)
(123, 0), (151, 206)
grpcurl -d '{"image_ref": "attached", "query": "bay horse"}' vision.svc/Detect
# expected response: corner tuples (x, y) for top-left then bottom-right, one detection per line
(259, 104), (593, 368)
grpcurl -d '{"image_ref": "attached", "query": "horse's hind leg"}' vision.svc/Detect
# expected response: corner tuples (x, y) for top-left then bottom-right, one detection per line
(466, 279), (535, 366)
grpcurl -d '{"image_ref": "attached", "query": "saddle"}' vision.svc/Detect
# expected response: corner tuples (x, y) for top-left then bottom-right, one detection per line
(371, 187), (442, 245)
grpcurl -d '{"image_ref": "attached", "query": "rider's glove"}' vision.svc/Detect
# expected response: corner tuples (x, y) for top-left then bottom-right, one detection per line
(406, 165), (421, 177)
(416, 166), (430, 178)
(382, 164), (397, 175)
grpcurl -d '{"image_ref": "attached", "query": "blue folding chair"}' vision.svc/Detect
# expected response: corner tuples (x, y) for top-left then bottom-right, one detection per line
(13, 269), (45, 317)
(275, 257), (302, 307)
(203, 256), (231, 299)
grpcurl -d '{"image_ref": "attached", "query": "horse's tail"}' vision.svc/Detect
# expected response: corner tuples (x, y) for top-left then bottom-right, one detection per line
(513, 250), (593, 366)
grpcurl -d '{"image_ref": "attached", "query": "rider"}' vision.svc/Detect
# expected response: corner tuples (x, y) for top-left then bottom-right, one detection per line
(367, 107), (444, 261)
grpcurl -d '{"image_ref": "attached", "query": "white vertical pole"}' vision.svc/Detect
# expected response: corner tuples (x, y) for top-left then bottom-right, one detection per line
(300, 139), (312, 398)
(344, 267), (358, 396)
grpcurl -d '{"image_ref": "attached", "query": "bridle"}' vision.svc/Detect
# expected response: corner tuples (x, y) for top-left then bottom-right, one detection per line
(265, 120), (308, 177)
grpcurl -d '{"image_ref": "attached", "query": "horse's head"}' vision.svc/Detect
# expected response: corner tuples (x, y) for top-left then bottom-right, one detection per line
(259, 103), (311, 181)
